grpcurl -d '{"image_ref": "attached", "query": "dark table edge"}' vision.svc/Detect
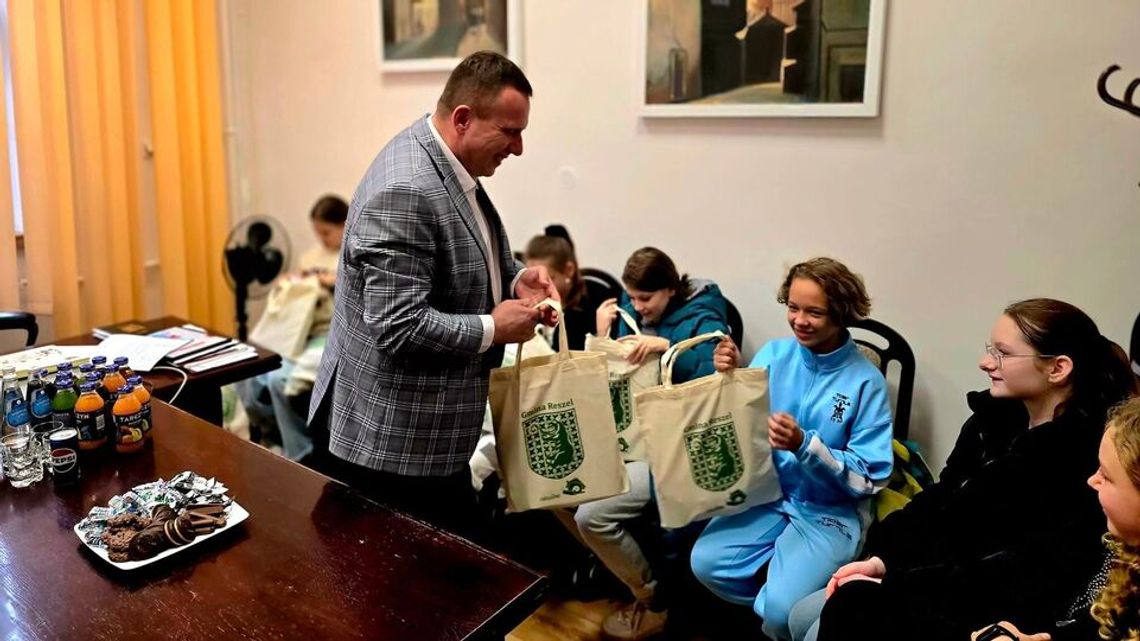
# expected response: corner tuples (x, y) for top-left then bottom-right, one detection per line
(162, 400), (550, 631)
(465, 575), (549, 641)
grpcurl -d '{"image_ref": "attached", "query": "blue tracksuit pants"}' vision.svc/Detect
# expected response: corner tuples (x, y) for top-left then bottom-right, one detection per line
(690, 498), (861, 641)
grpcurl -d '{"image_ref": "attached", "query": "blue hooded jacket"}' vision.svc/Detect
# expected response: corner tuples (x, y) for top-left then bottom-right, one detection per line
(615, 279), (729, 385)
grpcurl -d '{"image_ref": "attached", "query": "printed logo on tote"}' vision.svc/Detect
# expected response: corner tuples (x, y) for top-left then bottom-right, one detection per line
(683, 414), (744, 492)
(609, 378), (632, 433)
(523, 401), (585, 480)
(609, 378), (632, 453)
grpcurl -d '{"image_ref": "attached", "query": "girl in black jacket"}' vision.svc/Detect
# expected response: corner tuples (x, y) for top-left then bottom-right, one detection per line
(970, 397), (1140, 641)
(802, 299), (1135, 641)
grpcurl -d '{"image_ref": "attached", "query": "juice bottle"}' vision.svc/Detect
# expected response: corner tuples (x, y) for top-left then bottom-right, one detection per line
(102, 365), (126, 429)
(91, 357), (108, 399)
(75, 363), (96, 393)
(73, 381), (106, 450)
(53, 362), (73, 395)
(113, 356), (135, 381)
(51, 375), (77, 429)
(113, 384), (145, 454)
(127, 376), (152, 440)
(103, 364), (126, 396)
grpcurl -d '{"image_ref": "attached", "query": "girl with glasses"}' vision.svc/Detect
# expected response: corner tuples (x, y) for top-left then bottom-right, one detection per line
(969, 396), (1140, 641)
(795, 299), (1134, 641)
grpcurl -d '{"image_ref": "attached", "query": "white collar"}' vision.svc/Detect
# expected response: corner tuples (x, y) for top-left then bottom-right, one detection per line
(427, 115), (477, 195)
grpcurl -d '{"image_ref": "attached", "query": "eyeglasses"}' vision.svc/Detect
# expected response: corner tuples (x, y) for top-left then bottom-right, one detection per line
(984, 343), (1057, 369)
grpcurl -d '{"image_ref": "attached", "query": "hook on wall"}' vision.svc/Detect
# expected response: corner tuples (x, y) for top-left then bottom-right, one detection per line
(1098, 65), (1140, 118)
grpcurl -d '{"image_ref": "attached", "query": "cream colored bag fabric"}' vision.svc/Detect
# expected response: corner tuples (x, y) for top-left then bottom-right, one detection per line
(490, 300), (629, 512)
(583, 308), (660, 462)
(249, 276), (321, 358)
(637, 332), (782, 528)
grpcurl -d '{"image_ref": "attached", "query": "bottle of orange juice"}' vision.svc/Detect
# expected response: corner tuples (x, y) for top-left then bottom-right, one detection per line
(113, 356), (136, 381)
(113, 384), (145, 454)
(102, 364), (127, 428)
(127, 375), (152, 441)
(103, 364), (126, 396)
(74, 381), (107, 451)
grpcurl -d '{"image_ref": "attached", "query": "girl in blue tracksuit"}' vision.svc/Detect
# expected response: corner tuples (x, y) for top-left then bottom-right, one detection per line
(690, 257), (894, 641)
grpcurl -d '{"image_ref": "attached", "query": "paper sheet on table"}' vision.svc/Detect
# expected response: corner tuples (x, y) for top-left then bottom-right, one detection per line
(96, 334), (191, 372)
(0, 345), (100, 377)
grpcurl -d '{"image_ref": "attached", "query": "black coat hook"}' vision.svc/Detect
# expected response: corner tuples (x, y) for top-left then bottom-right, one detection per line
(1098, 65), (1140, 118)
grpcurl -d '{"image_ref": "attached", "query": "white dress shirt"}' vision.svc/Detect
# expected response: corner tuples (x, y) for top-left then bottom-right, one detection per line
(427, 116), (524, 353)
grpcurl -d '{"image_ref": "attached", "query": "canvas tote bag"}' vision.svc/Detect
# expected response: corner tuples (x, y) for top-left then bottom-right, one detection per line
(583, 307), (661, 461)
(249, 276), (322, 359)
(636, 331), (782, 527)
(489, 299), (629, 512)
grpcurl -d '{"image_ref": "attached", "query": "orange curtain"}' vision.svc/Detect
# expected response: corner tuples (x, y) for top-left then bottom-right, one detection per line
(6, 0), (231, 338)
(144, 0), (232, 332)
(8, 0), (83, 335)
(0, 20), (18, 311)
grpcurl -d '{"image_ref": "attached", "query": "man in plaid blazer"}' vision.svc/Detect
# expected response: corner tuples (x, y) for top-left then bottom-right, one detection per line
(309, 52), (558, 536)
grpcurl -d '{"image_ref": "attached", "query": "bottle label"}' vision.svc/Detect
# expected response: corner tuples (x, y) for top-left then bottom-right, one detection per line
(2, 391), (21, 416)
(140, 403), (152, 434)
(114, 411), (144, 445)
(52, 410), (76, 428)
(30, 392), (52, 420)
(75, 410), (105, 443)
(51, 447), (78, 473)
(5, 403), (29, 430)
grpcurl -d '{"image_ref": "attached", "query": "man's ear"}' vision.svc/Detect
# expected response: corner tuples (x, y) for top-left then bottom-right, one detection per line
(452, 105), (473, 133)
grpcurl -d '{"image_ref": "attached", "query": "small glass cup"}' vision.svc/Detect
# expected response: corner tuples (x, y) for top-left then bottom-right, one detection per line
(31, 419), (64, 468)
(2, 431), (45, 488)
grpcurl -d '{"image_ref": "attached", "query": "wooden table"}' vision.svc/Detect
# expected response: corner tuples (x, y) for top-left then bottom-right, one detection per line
(0, 401), (547, 641)
(55, 316), (282, 426)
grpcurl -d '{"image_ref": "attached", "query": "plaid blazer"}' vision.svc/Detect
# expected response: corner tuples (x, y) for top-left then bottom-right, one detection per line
(309, 116), (520, 476)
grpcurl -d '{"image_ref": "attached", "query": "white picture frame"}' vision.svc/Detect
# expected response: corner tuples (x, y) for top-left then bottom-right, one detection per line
(378, 0), (522, 73)
(640, 0), (887, 118)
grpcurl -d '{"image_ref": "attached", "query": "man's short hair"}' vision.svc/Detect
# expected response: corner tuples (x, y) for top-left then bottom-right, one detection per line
(437, 51), (532, 117)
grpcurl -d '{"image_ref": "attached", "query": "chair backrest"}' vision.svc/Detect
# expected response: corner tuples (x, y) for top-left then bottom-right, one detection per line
(581, 267), (622, 304)
(850, 317), (914, 440)
(1131, 310), (1140, 379)
(723, 297), (745, 347)
(0, 311), (38, 347)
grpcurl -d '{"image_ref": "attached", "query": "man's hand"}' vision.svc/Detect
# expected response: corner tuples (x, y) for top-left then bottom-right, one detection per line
(617, 335), (670, 365)
(515, 266), (560, 325)
(971, 622), (1051, 641)
(826, 557), (886, 598)
(713, 337), (741, 372)
(768, 412), (805, 451)
(491, 299), (542, 344)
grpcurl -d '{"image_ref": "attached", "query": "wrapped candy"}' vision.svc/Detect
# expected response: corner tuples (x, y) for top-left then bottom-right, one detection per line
(77, 471), (232, 559)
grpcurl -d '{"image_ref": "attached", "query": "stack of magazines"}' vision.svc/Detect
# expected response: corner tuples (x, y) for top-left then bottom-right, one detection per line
(93, 322), (259, 373)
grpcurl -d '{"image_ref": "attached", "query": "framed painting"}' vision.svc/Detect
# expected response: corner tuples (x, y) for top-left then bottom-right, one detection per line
(641, 0), (887, 117)
(379, 0), (522, 73)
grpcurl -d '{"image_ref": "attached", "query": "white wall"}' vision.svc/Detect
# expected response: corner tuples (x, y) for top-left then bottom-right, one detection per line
(224, 0), (1140, 470)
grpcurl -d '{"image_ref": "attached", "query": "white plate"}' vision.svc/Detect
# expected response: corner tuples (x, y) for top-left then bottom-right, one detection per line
(73, 502), (249, 570)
